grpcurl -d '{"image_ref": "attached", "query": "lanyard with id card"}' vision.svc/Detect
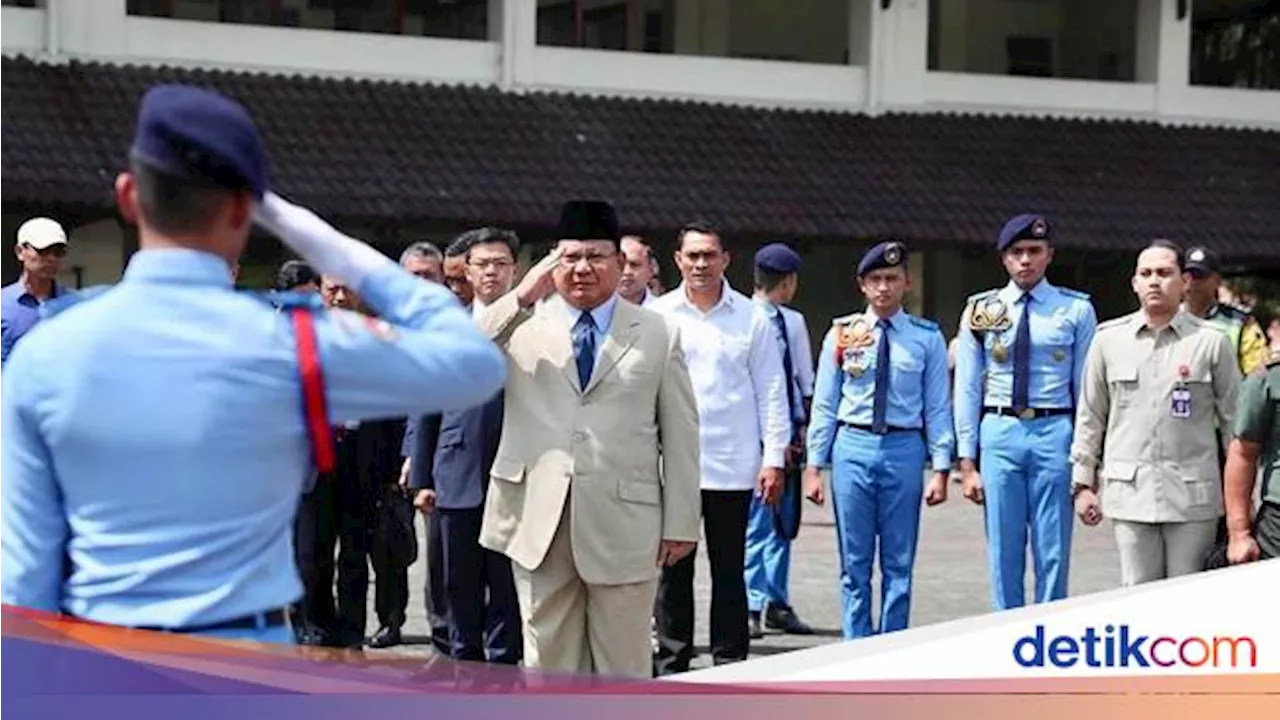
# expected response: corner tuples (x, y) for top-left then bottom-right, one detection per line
(1171, 363), (1192, 419)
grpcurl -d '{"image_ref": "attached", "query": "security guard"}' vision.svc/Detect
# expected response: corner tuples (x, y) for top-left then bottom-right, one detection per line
(804, 241), (952, 639)
(0, 84), (506, 644)
(953, 214), (1097, 610)
(1182, 246), (1268, 376)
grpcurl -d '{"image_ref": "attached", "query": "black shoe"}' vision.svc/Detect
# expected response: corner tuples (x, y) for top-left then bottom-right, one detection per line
(764, 605), (814, 635)
(367, 625), (402, 649)
(748, 612), (764, 639)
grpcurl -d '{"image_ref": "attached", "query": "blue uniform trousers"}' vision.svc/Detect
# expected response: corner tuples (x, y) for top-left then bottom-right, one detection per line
(978, 413), (1074, 609)
(744, 467), (800, 613)
(830, 425), (926, 639)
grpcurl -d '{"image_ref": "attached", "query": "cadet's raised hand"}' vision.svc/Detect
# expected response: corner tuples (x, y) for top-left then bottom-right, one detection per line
(515, 246), (564, 308)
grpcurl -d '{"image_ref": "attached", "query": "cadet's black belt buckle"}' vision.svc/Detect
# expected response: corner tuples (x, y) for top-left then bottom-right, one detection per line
(985, 406), (1073, 420)
(139, 608), (290, 634)
(840, 421), (917, 435)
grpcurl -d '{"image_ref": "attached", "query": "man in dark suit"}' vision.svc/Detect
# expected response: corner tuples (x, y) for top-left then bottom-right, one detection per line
(410, 227), (521, 664)
(299, 275), (413, 649)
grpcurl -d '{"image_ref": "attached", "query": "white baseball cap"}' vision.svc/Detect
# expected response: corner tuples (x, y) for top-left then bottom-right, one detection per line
(17, 217), (68, 250)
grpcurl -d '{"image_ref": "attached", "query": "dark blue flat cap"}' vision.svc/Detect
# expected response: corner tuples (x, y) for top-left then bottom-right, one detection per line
(997, 213), (1050, 252)
(754, 243), (801, 274)
(130, 84), (268, 199)
(858, 241), (908, 277)
(558, 200), (620, 243)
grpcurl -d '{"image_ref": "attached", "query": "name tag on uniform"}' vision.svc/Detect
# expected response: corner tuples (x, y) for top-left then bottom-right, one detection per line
(1170, 387), (1192, 419)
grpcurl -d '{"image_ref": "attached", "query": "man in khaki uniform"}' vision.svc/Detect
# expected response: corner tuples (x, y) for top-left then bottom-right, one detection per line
(1070, 241), (1241, 586)
(1223, 350), (1280, 562)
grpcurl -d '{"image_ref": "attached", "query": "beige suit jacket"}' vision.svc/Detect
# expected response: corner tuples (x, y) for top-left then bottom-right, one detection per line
(477, 291), (702, 586)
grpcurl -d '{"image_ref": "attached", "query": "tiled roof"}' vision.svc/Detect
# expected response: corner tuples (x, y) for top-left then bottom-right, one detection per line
(3, 55), (1279, 260)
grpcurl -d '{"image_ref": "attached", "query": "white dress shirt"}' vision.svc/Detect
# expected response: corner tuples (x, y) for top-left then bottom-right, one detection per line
(650, 280), (790, 491)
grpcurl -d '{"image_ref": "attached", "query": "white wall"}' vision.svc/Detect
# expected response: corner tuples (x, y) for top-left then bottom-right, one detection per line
(64, 220), (126, 287)
(2, 0), (1276, 126)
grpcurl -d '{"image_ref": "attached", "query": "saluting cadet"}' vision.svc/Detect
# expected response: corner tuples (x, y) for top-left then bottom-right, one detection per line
(953, 214), (1097, 611)
(0, 84), (506, 644)
(804, 241), (952, 639)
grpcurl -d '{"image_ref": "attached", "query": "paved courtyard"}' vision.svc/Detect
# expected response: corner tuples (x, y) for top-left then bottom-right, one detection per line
(373, 475), (1121, 669)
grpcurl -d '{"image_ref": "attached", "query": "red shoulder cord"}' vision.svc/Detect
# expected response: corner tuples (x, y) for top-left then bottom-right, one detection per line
(291, 308), (336, 474)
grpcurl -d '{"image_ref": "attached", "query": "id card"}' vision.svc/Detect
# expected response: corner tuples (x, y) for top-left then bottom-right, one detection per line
(1170, 387), (1192, 419)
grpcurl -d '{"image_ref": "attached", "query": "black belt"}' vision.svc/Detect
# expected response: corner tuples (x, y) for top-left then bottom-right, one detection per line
(73, 608), (289, 634)
(984, 406), (1074, 420)
(839, 421), (919, 435)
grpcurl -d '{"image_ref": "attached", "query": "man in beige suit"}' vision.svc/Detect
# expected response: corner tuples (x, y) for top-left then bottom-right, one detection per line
(477, 200), (702, 677)
(1071, 240), (1240, 586)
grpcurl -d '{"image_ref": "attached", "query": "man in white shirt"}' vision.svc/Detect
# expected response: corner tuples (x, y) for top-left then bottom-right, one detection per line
(650, 221), (790, 674)
(745, 243), (816, 638)
(619, 235), (660, 307)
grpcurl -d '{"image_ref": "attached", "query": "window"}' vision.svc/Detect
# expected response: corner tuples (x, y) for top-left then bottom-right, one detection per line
(536, 0), (853, 66)
(1190, 0), (1279, 90)
(928, 0), (1140, 82)
(127, 0), (490, 41)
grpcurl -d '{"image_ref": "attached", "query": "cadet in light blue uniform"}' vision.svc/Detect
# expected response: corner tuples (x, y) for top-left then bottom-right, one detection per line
(952, 214), (1097, 610)
(0, 85), (506, 644)
(804, 241), (952, 639)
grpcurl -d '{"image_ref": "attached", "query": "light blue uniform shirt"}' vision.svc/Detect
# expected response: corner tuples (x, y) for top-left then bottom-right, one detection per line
(807, 308), (954, 471)
(952, 278), (1097, 459)
(0, 248), (506, 628)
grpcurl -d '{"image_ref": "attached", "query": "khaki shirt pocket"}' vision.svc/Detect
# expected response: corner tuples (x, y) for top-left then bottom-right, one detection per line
(1108, 365), (1140, 407)
(490, 456), (526, 484)
(618, 478), (661, 506)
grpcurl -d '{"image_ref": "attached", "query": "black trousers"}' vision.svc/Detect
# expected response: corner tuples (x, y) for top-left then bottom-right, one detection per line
(653, 489), (752, 675)
(295, 472), (408, 646)
(438, 507), (522, 664)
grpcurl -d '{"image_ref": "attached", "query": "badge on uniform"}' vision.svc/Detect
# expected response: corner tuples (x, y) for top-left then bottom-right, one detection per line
(835, 317), (874, 376)
(969, 296), (1012, 332)
(1171, 364), (1192, 419)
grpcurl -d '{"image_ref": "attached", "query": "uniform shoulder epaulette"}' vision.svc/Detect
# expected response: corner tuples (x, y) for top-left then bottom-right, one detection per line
(907, 315), (940, 332)
(965, 289), (999, 305)
(38, 285), (112, 320)
(1095, 313), (1134, 333)
(1058, 287), (1091, 301)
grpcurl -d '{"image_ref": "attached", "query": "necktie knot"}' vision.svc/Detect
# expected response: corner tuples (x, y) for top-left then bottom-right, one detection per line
(575, 311), (597, 333)
(877, 317), (891, 330)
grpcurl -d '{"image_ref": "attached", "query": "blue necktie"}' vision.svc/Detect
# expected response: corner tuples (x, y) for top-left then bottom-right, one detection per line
(770, 309), (800, 428)
(1012, 293), (1032, 411)
(573, 311), (597, 390)
(872, 317), (892, 434)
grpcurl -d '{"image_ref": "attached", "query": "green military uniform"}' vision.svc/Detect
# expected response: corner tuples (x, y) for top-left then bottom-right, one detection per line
(1232, 351), (1280, 558)
(1200, 302), (1268, 376)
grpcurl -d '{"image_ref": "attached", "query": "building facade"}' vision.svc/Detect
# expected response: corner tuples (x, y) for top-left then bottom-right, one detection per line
(3, 0), (1277, 336)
